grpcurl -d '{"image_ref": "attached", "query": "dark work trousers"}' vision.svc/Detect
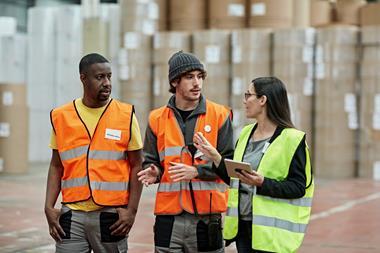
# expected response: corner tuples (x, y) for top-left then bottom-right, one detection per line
(154, 212), (224, 253)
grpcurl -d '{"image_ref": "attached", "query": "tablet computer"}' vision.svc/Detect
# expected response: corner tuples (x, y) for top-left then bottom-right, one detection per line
(224, 158), (252, 178)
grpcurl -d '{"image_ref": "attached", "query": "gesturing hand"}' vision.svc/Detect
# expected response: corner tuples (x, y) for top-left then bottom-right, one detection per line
(193, 132), (221, 166)
(137, 164), (160, 186)
(168, 162), (199, 182)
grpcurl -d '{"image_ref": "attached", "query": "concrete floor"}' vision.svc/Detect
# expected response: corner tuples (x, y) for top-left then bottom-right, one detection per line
(0, 163), (379, 253)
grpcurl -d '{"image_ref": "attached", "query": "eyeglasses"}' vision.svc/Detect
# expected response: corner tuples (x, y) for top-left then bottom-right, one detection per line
(244, 92), (258, 100)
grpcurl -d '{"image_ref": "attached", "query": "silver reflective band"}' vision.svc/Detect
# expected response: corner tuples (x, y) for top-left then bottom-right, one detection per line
(253, 215), (307, 233)
(61, 176), (88, 189)
(90, 181), (129, 191)
(226, 206), (238, 217)
(158, 182), (181, 192)
(59, 145), (89, 161)
(89, 150), (126, 160)
(159, 146), (183, 162)
(230, 178), (239, 189)
(261, 196), (313, 207)
(157, 181), (227, 192)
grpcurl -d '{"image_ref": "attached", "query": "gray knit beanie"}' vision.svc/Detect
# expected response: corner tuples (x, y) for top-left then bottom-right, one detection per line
(168, 51), (205, 83)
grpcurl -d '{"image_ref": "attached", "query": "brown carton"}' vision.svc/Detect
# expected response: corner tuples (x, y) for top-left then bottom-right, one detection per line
(209, 0), (246, 29)
(360, 3), (380, 26)
(248, 0), (293, 28)
(336, 0), (366, 25)
(0, 105), (28, 174)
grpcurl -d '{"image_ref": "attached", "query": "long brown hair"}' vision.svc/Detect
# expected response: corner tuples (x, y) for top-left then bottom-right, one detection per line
(252, 77), (295, 129)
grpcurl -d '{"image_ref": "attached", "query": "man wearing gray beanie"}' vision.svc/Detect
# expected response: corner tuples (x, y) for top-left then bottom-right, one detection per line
(138, 51), (234, 252)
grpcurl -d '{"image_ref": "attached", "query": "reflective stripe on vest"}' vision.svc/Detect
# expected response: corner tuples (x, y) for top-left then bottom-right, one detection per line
(223, 124), (314, 253)
(157, 181), (228, 192)
(158, 146), (189, 162)
(52, 99), (133, 206)
(150, 100), (230, 215)
(60, 146), (127, 161)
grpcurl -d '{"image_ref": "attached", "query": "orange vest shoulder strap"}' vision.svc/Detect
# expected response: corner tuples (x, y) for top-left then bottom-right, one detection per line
(148, 106), (168, 136)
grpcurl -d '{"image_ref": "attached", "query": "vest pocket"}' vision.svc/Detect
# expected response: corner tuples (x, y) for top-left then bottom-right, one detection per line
(154, 215), (174, 248)
(59, 210), (72, 239)
(100, 212), (125, 243)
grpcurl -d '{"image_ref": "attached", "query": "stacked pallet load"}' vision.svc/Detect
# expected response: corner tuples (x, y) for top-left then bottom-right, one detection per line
(314, 26), (359, 178)
(0, 17), (28, 173)
(230, 29), (271, 141)
(273, 28), (316, 146)
(208, 0), (246, 29)
(192, 30), (230, 106)
(120, 0), (161, 35)
(169, 0), (207, 31)
(359, 26), (380, 180)
(152, 31), (191, 109)
(119, 32), (151, 134)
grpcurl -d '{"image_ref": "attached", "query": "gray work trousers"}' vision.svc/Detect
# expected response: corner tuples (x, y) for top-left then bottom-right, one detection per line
(56, 206), (128, 253)
(154, 212), (224, 253)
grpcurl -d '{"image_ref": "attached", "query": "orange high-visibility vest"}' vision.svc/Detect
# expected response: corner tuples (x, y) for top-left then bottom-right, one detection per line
(149, 100), (230, 215)
(51, 99), (133, 206)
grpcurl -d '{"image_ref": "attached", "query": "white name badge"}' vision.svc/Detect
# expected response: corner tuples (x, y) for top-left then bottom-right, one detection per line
(105, 128), (121, 141)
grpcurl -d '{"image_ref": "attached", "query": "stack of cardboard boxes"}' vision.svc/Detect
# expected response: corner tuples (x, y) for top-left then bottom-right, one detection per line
(169, 0), (207, 31)
(0, 85), (28, 174)
(120, 0), (161, 35)
(248, 0), (294, 28)
(230, 29), (271, 141)
(119, 32), (151, 134)
(273, 28), (316, 146)
(208, 0), (246, 29)
(0, 17), (28, 173)
(192, 30), (230, 105)
(359, 26), (380, 180)
(314, 26), (359, 178)
(152, 32), (190, 108)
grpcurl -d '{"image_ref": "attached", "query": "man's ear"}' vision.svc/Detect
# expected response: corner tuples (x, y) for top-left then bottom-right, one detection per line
(80, 73), (86, 83)
(171, 81), (177, 88)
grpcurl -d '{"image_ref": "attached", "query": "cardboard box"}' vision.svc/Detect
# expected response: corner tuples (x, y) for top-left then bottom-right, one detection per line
(0, 106), (29, 174)
(336, 0), (366, 25)
(169, 0), (206, 31)
(248, 0), (293, 28)
(360, 3), (380, 26)
(209, 0), (246, 29)
(361, 26), (380, 45)
(83, 17), (108, 57)
(292, 0), (310, 27)
(0, 84), (27, 107)
(231, 28), (272, 48)
(310, 0), (332, 27)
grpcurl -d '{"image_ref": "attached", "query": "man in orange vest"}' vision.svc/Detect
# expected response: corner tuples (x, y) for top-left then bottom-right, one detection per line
(44, 53), (143, 252)
(138, 51), (234, 252)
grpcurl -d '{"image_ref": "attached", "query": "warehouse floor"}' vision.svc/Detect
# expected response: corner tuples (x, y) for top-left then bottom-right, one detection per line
(0, 163), (379, 253)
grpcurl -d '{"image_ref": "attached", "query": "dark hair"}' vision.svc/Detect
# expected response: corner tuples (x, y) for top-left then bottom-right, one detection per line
(169, 70), (207, 93)
(251, 76), (295, 129)
(79, 53), (109, 74)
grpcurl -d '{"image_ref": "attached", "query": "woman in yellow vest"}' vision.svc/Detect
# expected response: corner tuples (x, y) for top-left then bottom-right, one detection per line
(194, 77), (314, 253)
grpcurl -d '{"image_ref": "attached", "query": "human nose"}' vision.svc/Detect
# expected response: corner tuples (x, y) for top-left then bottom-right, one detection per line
(194, 76), (201, 86)
(103, 77), (111, 87)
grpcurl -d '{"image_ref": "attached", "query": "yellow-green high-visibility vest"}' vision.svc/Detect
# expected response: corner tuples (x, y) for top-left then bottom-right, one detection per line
(223, 124), (314, 253)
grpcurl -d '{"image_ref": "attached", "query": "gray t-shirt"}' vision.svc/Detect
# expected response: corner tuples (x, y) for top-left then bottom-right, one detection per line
(239, 137), (270, 221)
